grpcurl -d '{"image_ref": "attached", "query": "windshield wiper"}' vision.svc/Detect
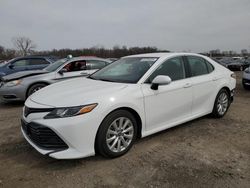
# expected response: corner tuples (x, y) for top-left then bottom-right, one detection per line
(87, 76), (115, 82)
(98, 78), (115, 82)
(87, 76), (97, 80)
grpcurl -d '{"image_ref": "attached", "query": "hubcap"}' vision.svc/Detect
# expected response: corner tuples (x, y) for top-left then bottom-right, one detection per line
(106, 117), (134, 153)
(217, 92), (228, 116)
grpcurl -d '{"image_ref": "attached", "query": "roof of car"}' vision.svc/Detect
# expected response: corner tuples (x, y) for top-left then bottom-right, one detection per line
(68, 56), (111, 62)
(14, 55), (56, 59)
(124, 52), (204, 58)
(9, 55), (59, 62)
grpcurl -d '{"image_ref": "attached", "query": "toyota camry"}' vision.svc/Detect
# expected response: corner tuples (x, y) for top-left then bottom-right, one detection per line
(21, 53), (236, 159)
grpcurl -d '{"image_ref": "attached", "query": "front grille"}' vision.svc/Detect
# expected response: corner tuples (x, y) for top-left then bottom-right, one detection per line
(24, 106), (54, 117)
(21, 120), (68, 150)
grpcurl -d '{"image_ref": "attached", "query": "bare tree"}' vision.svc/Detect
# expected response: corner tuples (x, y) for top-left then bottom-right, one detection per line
(12, 36), (36, 56)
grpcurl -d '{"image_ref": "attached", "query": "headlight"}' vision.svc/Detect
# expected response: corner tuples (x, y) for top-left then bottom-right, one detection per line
(244, 68), (250, 73)
(4, 80), (22, 87)
(44, 103), (98, 119)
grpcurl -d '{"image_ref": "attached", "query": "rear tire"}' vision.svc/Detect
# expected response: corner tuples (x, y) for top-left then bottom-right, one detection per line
(96, 110), (137, 158)
(212, 89), (230, 118)
(27, 83), (47, 98)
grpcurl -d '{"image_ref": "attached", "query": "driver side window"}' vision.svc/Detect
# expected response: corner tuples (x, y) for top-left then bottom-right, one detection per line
(62, 60), (87, 72)
(12, 59), (29, 67)
(146, 57), (185, 83)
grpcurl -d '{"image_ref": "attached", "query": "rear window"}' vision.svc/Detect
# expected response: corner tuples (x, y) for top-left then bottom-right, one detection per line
(187, 56), (214, 76)
(28, 59), (50, 65)
(86, 60), (107, 70)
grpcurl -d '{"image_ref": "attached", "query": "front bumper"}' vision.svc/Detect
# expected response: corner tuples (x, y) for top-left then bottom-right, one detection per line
(21, 107), (103, 159)
(0, 84), (27, 101)
(21, 119), (68, 150)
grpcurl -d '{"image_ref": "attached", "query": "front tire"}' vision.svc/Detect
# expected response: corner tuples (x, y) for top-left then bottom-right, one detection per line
(212, 89), (230, 118)
(27, 83), (47, 98)
(96, 110), (137, 158)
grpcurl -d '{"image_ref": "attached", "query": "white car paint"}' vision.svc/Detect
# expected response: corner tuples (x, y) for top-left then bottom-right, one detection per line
(22, 53), (236, 159)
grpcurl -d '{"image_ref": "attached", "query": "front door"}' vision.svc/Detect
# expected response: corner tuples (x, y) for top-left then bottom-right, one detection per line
(141, 56), (193, 131)
(55, 60), (91, 81)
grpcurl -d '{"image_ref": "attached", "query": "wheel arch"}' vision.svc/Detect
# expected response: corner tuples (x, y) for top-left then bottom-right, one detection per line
(214, 86), (231, 103)
(221, 86), (230, 96)
(94, 106), (143, 153)
(26, 81), (50, 99)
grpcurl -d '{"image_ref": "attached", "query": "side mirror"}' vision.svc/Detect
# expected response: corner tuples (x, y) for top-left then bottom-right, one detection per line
(151, 75), (171, 90)
(58, 68), (67, 75)
(8, 64), (14, 69)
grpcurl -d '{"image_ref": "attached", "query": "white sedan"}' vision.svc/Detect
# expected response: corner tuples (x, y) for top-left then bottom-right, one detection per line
(21, 53), (236, 159)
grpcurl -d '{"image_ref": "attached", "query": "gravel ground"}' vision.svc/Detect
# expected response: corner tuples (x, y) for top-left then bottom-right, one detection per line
(0, 72), (249, 188)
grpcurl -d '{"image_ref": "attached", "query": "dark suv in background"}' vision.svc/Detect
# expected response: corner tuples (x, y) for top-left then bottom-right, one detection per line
(0, 56), (57, 76)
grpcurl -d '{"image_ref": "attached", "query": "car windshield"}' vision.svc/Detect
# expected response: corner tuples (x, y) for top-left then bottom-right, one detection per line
(0, 59), (13, 67)
(89, 57), (158, 83)
(0, 62), (6, 67)
(44, 58), (68, 72)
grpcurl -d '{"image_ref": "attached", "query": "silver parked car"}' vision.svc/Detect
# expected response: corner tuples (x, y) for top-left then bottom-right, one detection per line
(0, 56), (111, 101)
(242, 67), (250, 90)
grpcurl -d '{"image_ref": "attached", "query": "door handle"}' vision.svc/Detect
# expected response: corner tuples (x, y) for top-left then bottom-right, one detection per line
(183, 83), (192, 88)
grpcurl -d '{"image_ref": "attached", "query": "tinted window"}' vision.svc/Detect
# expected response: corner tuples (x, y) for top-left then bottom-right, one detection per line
(187, 56), (208, 76)
(206, 61), (214, 73)
(86, 60), (107, 69)
(12, 59), (29, 67)
(147, 57), (185, 83)
(29, 58), (49, 65)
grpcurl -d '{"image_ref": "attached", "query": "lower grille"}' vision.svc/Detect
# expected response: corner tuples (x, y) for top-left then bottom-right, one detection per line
(21, 120), (68, 150)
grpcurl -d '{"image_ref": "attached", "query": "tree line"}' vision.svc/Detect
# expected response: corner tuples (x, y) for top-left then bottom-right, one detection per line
(0, 45), (168, 60)
(0, 36), (248, 60)
(0, 37), (167, 60)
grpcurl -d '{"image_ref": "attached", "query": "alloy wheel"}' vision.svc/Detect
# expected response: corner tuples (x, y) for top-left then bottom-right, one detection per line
(106, 117), (134, 153)
(217, 92), (229, 116)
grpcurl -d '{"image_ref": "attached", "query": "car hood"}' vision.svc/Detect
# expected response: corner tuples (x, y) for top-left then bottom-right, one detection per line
(1, 70), (48, 81)
(29, 77), (128, 107)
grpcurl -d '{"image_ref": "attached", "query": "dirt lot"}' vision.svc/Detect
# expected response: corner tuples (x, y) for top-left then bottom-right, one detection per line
(0, 72), (249, 188)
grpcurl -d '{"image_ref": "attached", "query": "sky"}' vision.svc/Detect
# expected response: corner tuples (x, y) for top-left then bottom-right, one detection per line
(0, 0), (250, 53)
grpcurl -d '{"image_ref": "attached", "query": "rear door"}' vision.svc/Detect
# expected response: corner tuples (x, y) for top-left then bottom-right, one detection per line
(185, 55), (217, 116)
(27, 58), (50, 70)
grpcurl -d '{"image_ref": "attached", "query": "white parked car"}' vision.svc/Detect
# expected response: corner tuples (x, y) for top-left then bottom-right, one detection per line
(21, 53), (236, 159)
